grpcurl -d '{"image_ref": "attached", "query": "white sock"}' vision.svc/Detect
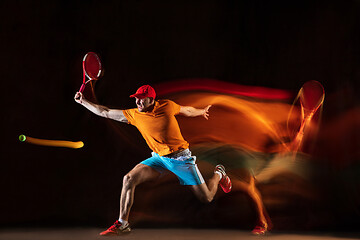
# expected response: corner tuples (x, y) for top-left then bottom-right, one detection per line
(118, 218), (128, 226)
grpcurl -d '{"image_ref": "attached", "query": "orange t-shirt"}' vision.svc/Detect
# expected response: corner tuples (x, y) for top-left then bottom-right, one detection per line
(122, 99), (189, 156)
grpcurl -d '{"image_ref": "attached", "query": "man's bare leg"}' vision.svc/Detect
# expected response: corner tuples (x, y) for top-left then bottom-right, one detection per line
(232, 176), (271, 234)
(247, 177), (268, 227)
(189, 172), (221, 203)
(189, 164), (232, 202)
(119, 164), (161, 221)
(100, 164), (160, 236)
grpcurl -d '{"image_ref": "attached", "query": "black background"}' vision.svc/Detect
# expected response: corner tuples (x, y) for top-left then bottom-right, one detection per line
(1, 0), (359, 230)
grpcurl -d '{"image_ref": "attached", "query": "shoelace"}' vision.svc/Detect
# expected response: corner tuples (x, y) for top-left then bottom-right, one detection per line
(215, 166), (226, 179)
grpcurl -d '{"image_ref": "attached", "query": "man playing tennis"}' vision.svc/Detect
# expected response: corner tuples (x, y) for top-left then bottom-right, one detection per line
(74, 85), (232, 236)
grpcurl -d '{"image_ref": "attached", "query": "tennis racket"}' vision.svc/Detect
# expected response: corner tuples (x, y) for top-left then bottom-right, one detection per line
(78, 52), (102, 93)
(299, 80), (325, 116)
(291, 80), (325, 152)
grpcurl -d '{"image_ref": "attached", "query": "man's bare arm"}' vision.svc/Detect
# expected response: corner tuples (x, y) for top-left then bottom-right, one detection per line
(179, 105), (211, 120)
(74, 92), (128, 123)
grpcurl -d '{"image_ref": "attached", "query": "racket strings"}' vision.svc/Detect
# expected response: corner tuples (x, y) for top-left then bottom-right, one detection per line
(81, 53), (101, 93)
(84, 53), (102, 79)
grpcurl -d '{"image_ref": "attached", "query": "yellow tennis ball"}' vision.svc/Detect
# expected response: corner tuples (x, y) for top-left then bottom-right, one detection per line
(19, 135), (26, 142)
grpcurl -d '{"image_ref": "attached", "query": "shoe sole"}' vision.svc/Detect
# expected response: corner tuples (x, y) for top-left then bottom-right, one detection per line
(99, 227), (132, 236)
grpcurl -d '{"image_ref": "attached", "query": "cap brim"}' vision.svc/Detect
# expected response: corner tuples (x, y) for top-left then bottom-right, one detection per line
(129, 93), (147, 99)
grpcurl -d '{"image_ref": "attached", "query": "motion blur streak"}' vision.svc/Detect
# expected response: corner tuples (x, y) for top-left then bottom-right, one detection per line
(127, 80), (360, 230)
(166, 92), (299, 153)
(155, 78), (293, 100)
(128, 81), (321, 228)
(290, 81), (325, 153)
(154, 80), (319, 189)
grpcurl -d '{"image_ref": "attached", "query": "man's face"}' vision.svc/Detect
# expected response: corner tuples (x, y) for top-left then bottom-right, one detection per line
(135, 97), (154, 112)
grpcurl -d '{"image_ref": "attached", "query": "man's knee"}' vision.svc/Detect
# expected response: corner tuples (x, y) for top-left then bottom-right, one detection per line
(198, 194), (213, 203)
(193, 188), (214, 203)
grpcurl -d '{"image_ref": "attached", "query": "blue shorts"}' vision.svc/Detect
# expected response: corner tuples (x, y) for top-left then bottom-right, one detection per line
(140, 150), (205, 186)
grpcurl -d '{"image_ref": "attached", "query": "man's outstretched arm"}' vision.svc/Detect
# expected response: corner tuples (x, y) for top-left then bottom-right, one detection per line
(179, 105), (211, 120)
(74, 92), (128, 123)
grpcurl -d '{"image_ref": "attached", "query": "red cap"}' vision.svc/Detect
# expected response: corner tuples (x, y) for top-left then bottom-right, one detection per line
(129, 85), (156, 99)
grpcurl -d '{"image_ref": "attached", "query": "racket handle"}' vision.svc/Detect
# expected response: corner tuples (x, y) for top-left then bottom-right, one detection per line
(79, 83), (86, 93)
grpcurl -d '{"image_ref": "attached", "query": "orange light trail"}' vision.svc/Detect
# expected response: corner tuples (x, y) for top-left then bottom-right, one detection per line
(19, 135), (84, 149)
(169, 92), (300, 153)
(289, 80), (325, 153)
